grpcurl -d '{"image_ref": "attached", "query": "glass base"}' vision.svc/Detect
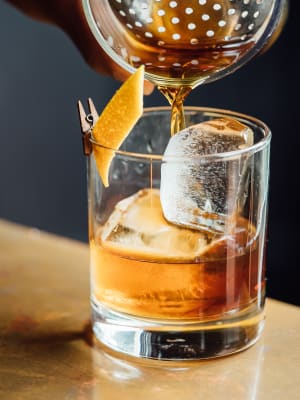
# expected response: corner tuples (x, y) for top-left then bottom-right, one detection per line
(91, 300), (265, 361)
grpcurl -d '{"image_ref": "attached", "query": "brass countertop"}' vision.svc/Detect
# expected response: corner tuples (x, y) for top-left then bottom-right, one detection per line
(0, 219), (299, 400)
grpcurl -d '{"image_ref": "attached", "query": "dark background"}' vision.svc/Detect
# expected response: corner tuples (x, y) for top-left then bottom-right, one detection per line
(0, 2), (299, 305)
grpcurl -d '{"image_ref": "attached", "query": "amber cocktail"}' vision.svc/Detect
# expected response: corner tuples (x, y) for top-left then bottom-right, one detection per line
(88, 107), (270, 360)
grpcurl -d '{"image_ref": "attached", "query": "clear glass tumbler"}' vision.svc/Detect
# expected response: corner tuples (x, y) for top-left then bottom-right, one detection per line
(88, 107), (271, 360)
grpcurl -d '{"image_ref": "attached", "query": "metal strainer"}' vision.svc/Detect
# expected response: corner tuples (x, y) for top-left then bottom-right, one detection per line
(83, 0), (286, 87)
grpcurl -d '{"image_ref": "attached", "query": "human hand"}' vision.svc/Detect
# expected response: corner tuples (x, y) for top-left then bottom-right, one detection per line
(5, 0), (154, 94)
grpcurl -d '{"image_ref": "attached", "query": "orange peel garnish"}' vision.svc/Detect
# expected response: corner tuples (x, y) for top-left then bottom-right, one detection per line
(92, 66), (144, 187)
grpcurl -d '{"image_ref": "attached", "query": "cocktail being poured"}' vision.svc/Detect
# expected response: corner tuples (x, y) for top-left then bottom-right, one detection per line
(83, 0), (287, 134)
(78, 0), (287, 360)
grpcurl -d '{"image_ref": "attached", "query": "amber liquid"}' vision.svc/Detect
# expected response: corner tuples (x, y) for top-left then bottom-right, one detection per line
(91, 219), (264, 321)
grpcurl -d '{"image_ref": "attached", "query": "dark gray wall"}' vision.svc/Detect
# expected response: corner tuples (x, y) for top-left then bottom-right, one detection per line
(0, 2), (299, 304)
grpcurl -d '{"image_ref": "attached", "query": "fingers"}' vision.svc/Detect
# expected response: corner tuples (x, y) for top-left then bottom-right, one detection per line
(112, 67), (154, 95)
(64, 0), (154, 95)
(144, 80), (154, 95)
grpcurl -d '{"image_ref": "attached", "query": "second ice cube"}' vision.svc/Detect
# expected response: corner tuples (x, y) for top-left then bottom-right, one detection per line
(161, 118), (254, 233)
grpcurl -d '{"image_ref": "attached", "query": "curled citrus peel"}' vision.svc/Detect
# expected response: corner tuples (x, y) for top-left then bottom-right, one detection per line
(92, 66), (144, 187)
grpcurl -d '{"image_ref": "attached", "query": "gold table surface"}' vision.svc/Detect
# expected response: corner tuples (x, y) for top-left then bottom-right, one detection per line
(0, 219), (299, 400)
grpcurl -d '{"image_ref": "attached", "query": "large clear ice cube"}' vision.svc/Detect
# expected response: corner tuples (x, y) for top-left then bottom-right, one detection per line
(160, 118), (254, 233)
(101, 188), (215, 261)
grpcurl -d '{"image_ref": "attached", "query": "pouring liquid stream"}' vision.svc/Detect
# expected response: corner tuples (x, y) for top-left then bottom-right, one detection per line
(158, 86), (192, 135)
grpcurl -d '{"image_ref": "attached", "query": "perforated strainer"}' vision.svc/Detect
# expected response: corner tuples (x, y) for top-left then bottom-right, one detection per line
(83, 0), (287, 88)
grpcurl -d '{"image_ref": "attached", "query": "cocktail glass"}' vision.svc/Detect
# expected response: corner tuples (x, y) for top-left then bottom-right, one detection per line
(88, 106), (270, 360)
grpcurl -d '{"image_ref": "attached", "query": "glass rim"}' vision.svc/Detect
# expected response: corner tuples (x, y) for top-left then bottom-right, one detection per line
(90, 106), (271, 161)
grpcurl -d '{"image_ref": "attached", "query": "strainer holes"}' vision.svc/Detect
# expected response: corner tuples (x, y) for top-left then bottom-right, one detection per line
(185, 8), (194, 15)
(171, 17), (180, 24)
(130, 55), (141, 62)
(169, 1), (178, 8)
(188, 23), (197, 30)
(213, 4), (222, 11)
(172, 33), (181, 40)
(120, 48), (128, 58)
(218, 20), (226, 27)
(107, 36), (114, 47)
(206, 30), (215, 37)
(202, 14), (210, 21)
